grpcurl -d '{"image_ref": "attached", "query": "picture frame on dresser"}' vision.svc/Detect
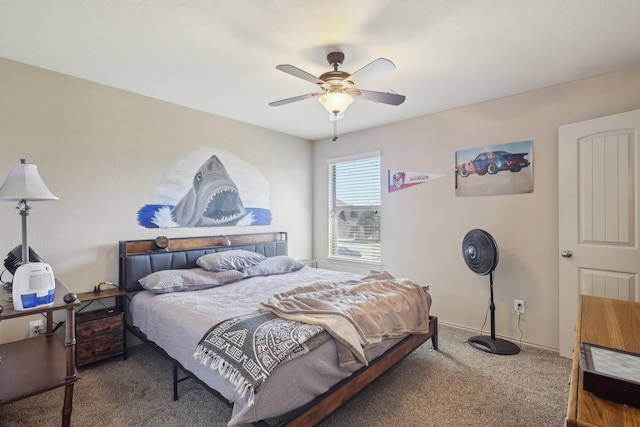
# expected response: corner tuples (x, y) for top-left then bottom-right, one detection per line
(580, 342), (640, 408)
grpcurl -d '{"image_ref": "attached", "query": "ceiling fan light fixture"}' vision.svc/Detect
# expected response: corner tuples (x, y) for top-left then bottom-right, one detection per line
(319, 91), (354, 114)
(270, 52), (403, 141)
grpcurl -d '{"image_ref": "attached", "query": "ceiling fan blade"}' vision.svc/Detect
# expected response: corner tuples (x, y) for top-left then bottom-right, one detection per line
(351, 89), (406, 105)
(269, 92), (322, 107)
(345, 58), (396, 86)
(276, 65), (326, 86)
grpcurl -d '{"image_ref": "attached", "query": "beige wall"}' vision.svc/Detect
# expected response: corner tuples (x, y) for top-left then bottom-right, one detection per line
(3, 55), (640, 351)
(0, 58), (312, 342)
(313, 65), (640, 351)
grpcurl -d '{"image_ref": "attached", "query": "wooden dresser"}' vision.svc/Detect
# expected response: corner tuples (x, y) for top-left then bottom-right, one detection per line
(565, 295), (640, 426)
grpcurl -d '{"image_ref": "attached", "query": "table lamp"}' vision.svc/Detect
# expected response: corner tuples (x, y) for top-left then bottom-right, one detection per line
(0, 158), (58, 270)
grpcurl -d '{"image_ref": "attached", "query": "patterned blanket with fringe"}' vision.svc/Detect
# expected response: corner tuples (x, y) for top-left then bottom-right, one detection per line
(193, 311), (329, 406)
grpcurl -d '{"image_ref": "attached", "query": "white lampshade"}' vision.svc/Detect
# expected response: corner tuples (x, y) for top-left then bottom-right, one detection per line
(0, 159), (58, 201)
(319, 91), (354, 114)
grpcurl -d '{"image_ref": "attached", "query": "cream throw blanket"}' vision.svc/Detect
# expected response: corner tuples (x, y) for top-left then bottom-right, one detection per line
(260, 278), (429, 367)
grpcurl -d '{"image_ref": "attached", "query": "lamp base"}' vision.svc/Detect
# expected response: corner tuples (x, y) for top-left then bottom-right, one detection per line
(468, 335), (520, 355)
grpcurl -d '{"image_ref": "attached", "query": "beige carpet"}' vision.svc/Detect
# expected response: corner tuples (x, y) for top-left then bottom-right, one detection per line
(0, 325), (571, 426)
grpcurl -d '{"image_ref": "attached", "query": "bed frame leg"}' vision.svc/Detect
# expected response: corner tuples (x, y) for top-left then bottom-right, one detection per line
(430, 316), (439, 350)
(173, 362), (179, 401)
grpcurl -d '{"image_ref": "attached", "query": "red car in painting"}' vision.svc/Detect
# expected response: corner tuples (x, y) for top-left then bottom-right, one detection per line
(456, 151), (530, 177)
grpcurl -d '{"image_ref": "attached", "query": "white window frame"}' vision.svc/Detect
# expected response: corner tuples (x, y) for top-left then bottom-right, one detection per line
(327, 152), (381, 265)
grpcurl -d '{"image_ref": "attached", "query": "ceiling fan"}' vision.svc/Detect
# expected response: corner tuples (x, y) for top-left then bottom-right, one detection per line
(269, 52), (406, 140)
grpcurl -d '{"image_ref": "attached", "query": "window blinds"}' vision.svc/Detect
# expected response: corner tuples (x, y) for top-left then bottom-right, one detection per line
(328, 154), (381, 263)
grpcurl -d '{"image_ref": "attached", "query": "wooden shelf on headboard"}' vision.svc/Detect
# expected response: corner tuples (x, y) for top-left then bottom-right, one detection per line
(121, 232), (287, 255)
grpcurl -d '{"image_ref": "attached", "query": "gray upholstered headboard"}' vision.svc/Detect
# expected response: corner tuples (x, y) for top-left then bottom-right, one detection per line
(119, 232), (288, 292)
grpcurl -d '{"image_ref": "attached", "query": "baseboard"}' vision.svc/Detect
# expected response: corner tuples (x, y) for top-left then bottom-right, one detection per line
(437, 320), (561, 354)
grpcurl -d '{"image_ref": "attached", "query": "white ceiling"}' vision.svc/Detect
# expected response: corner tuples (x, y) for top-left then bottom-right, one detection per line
(2, 1), (640, 141)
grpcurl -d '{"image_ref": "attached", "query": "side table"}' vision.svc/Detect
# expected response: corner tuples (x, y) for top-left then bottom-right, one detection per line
(0, 280), (80, 427)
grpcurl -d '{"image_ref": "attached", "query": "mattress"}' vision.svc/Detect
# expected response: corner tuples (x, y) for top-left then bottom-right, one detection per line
(129, 267), (418, 425)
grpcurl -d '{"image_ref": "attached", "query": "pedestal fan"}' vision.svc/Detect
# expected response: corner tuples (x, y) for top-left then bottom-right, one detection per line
(462, 229), (520, 355)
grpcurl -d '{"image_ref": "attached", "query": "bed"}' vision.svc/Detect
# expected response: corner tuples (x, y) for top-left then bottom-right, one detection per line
(119, 232), (438, 426)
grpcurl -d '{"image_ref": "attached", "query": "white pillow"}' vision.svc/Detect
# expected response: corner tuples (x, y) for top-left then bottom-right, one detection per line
(196, 250), (266, 272)
(241, 256), (304, 277)
(139, 268), (245, 294)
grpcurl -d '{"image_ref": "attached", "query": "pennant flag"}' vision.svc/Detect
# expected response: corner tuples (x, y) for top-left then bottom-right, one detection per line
(388, 170), (445, 192)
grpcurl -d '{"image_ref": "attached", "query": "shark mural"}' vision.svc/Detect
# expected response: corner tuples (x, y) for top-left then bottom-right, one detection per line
(171, 155), (247, 226)
(137, 148), (271, 228)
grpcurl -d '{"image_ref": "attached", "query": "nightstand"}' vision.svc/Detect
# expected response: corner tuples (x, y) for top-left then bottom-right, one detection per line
(300, 259), (318, 268)
(75, 287), (127, 366)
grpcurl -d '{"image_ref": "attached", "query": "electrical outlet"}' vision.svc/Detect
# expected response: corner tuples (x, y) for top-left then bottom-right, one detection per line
(514, 299), (525, 314)
(29, 319), (45, 337)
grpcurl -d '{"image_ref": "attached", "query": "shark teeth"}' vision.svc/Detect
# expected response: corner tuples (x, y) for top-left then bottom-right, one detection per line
(202, 185), (246, 224)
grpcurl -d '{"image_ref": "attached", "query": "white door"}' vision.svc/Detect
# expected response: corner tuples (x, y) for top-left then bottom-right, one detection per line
(558, 109), (640, 358)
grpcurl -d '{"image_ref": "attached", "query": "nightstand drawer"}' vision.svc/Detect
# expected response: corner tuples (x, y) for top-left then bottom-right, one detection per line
(76, 339), (123, 366)
(77, 311), (123, 337)
(76, 308), (124, 366)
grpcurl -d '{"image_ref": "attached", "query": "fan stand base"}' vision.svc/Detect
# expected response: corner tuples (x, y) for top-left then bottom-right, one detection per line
(468, 335), (520, 355)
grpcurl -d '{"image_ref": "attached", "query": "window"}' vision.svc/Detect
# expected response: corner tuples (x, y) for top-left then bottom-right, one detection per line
(328, 153), (381, 264)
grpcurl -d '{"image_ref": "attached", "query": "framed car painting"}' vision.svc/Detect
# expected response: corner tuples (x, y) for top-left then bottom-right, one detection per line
(455, 140), (533, 197)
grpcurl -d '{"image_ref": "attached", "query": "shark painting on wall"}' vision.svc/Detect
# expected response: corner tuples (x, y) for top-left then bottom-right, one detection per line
(137, 147), (271, 228)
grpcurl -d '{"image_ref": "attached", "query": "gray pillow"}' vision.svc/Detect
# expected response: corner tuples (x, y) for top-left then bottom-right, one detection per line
(139, 268), (245, 294)
(196, 250), (266, 272)
(241, 256), (304, 277)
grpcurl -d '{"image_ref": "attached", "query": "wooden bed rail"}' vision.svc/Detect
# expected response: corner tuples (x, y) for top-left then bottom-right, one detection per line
(274, 316), (438, 427)
(129, 316), (438, 427)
